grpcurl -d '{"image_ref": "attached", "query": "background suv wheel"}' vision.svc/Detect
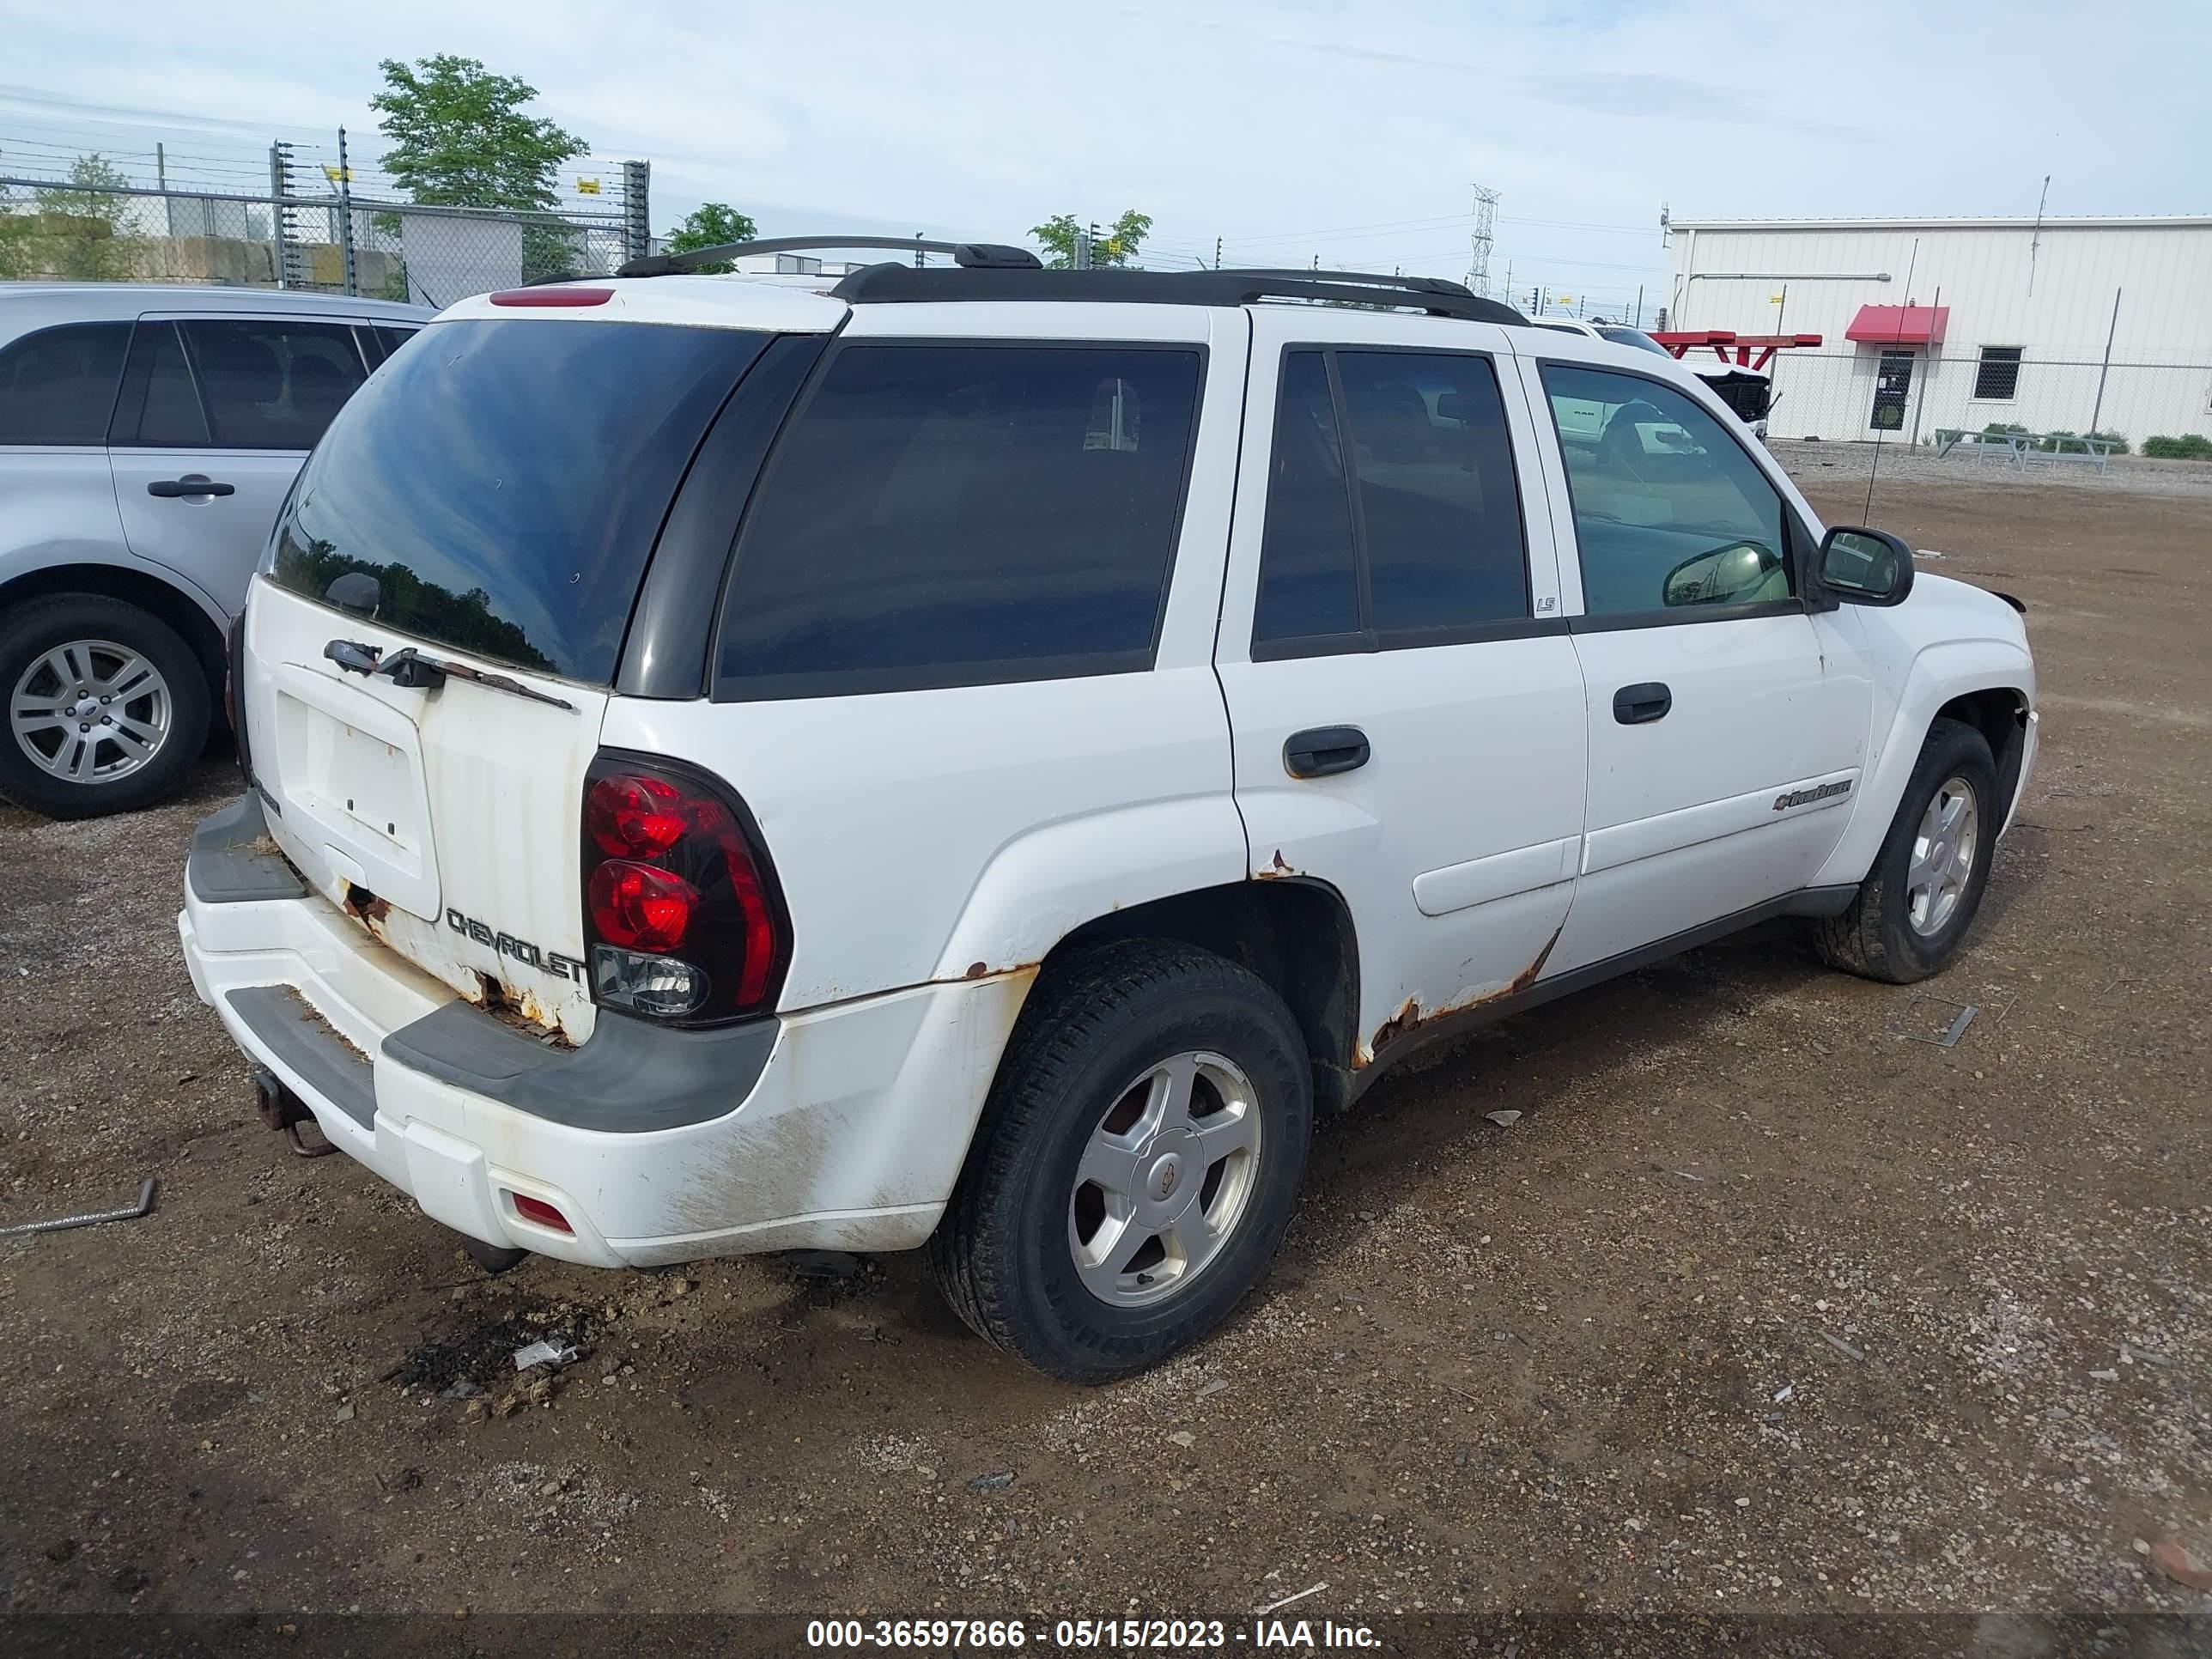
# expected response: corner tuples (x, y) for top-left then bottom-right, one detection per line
(928, 939), (1314, 1382)
(0, 593), (210, 820)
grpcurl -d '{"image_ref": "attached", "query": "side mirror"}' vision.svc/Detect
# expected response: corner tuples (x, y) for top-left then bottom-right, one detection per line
(1662, 541), (1786, 607)
(1819, 526), (1915, 606)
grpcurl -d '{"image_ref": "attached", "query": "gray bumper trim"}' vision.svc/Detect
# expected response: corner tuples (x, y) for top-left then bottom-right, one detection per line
(224, 986), (376, 1130)
(382, 1001), (779, 1133)
(188, 795), (307, 903)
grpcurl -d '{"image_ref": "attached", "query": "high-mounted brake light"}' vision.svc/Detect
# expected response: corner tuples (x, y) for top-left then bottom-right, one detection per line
(579, 757), (789, 1025)
(488, 287), (614, 307)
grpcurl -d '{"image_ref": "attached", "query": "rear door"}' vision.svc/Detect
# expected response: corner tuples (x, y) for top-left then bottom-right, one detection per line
(1214, 309), (1587, 1064)
(110, 313), (369, 617)
(244, 313), (783, 1040)
(1516, 352), (1871, 974)
(0, 318), (133, 582)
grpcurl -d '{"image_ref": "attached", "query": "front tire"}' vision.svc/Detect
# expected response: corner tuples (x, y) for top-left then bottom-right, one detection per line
(1814, 715), (1999, 983)
(0, 594), (210, 819)
(927, 939), (1314, 1382)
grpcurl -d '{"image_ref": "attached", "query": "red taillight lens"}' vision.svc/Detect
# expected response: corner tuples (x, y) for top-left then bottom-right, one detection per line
(487, 286), (614, 307)
(586, 773), (688, 859)
(509, 1193), (572, 1233)
(588, 860), (697, 951)
(579, 754), (790, 1024)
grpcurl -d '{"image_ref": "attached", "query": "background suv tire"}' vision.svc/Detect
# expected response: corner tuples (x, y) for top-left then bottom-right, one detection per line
(1814, 715), (2000, 984)
(0, 593), (210, 820)
(928, 939), (1314, 1382)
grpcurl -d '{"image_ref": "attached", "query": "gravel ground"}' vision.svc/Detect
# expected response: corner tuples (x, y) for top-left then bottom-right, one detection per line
(2, 465), (2208, 1638)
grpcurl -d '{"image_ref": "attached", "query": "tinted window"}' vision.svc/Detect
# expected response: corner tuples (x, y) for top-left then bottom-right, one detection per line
(271, 319), (769, 683)
(370, 325), (419, 366)
(1254, 349), (1528, 652)
(717, 343), (1202, 697)
(0, 322), (130, 445)
(1337, 351), (1527, 633)
(1542, 365), (1790, 617)
(1253, 351), (1359, 644)
(113, 321), (210, 447)
(180, 319), (365, 449)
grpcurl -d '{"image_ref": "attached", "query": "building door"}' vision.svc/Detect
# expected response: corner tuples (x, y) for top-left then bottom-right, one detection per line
(1869, 349), (1913, 432)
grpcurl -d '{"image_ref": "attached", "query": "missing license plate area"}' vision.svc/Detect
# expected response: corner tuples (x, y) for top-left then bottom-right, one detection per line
(308, 715), (421, 854)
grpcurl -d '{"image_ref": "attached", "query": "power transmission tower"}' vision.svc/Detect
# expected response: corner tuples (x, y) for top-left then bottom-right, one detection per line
(1465, 182), (1500, 297)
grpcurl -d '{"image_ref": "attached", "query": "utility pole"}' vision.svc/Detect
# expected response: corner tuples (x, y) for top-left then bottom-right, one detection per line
(915, 232), (927, 268)
(1213, 235), (1222, 270)
(1634, 284), (1643, 329)
(1465, 182), (1499, 297)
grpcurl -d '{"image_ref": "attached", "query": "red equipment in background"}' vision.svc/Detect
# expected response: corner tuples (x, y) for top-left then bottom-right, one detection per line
(1650, 330), (1824, 372)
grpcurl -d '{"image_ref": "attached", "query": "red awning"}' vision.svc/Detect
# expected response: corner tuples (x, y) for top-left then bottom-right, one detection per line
(1845, 305), (1948, 345)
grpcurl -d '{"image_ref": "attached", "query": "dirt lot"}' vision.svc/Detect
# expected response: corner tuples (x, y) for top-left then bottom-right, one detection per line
(3, 463), (2209, 1639)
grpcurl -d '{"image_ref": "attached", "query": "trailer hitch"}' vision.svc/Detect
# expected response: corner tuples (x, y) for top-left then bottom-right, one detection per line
(254, 1066), (335, 1158)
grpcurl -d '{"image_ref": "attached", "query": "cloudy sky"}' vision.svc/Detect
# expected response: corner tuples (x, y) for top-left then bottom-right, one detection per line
(3, 0), (2207, 318)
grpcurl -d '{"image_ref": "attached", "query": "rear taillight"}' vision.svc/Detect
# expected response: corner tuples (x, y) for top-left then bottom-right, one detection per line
(579, 753), (789, 1025)
(488, 287), (614, 307)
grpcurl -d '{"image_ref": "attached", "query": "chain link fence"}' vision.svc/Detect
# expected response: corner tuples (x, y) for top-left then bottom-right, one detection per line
(0, 145), (650, 309)
(1757, 349), (2212, 459)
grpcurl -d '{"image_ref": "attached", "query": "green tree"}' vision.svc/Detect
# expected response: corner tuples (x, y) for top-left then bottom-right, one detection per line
(0, 182), (37, 280)
(665, 202), (758, 273)
(369, 55), (587, 210)
(1030, 209), (1153, 270)
(33, 155), (140, 280)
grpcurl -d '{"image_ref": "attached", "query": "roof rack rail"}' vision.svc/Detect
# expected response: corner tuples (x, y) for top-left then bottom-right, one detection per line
(825, 263), (1528, 325)
(614, 235), (1040, 279)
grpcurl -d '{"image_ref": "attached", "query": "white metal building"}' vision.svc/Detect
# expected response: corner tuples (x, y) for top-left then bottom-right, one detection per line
(1663, 216), (2212, 447)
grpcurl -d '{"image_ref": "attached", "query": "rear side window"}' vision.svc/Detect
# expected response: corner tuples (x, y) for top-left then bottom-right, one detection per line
(179, 319), (366, 450)
(0, 322), (130, 445)
(363, 325), (420, 367)
(271, 319), (770, 683)
(1252, 347), (1529, 656)
(112, 321), (210, 447)
(715, 343), (1204, 699)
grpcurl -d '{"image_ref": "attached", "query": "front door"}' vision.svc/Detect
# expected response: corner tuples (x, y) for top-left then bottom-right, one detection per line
(1522, 356), (1872, 976)
(109, 314), (369, 617)
(1869, 349), (1913, 433)
(1215, 311), (1589, 1066)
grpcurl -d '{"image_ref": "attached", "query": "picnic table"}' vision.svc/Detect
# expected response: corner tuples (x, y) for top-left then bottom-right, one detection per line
(1934, 428), (2118, 475)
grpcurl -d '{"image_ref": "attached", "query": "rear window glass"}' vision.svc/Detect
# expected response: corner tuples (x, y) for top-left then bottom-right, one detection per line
(270, 319), (769, 682)
(716, 343), (1203, 698)
(0, 321), (130, 445)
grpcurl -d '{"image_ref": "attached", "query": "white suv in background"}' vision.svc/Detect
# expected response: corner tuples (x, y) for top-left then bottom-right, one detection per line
(0, 283), (427, 817)
(180, 247), (2037, 1382)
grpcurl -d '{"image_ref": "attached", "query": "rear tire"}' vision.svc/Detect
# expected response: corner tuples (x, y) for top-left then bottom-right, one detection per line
(927, 939), (1313, 1382)
(1814, 715), (1999, 983)
(0, 594), (210, 819)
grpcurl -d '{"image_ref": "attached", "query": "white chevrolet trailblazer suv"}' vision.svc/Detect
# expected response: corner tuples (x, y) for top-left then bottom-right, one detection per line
(180, 241), (2038, 1382)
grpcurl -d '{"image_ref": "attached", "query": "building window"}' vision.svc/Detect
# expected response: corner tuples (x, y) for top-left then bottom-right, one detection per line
(1975, 347), (2023, 401)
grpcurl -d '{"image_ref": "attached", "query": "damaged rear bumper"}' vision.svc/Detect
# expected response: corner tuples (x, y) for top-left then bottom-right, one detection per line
(179, 796), (1016, 1267)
